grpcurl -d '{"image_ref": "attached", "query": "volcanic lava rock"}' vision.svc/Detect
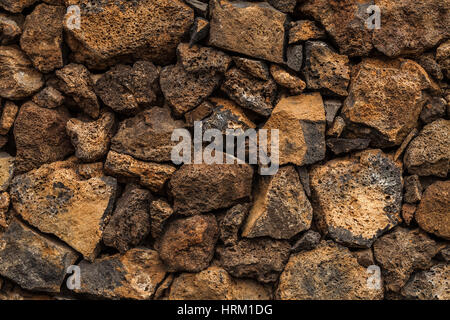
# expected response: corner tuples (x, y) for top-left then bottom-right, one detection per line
(415, 180), (450, 240)
(232, 57), (270, 80)
(288, 20), (326, 44)
(64, 0), (194, 68)
(270, 64), (306, 95)
(0, 152), (14, 192)
(326, 138), (371, 155)
(13, 102), (73, 173)
(342, 59), (431, 147)
(242, 166), (312, 239)
(219, 203), (250, 247)
(185, 101), (214, 126)
(277, 241), (383, 300)
(32, 86), (64, 109)
(401, 263), (450, 300)
(437, 40), (450, 79)
(0, 13), (23, 45)
(0, 0), (39, 13)
(0, 100), (18, 135)
(309, 149), (403, 248)
(286, 44), (303, 72)
(209, 0), (286, 63)
(373, 227), (439, 292)
(0, 192), (10, 228)
(403, 175), (423, 204)
(189, 17), (209, 46)
(149, 198), (173, 239)
(291, 230), (321, 252)
(177, 43), (231, 74)
(103, 184), (152, 253)
(0, 219), (78, 293)
(263, 93), (326, 166)
(267, 0), (296, 14)
(10, 157), (117, 261)
(324, 100), (343, 125)
(417, 53), (443, 81)
(157, 214), (218, 272)
(0, 45), (43, 99)
(75, 248), (166, 300)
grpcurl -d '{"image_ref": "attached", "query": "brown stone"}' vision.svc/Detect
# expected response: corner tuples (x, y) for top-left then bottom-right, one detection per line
(232, 57), (270, 81)
(291, 230), (321, 252)
(288, 20), (326, 44)
(404, 175), (423, 204)
(420, 97), (446, 124)
(177, 43), (231, 74)
(209, 0), (286, 63)
(64, 0), (194, 68)
(13, 102), (73, 173)
(10, 157), (117, 261)
(373, 227), (439, 292)
(437, 40), (450, 79)
(326, 138), (371, 155)
(157, 215), (218, 272)
(149, 198), (173, 239)
(342, 59), (431, 147)
(189, 17), (209, 46)
(219, 203), (250, 247)
(0, 0), (38, 13)
(327, 116), (346, 138)
(0, 100), (17, 135)
(277, 241), (383, 300)
(263, 93), (326, 166)
(32, 86), (64, 109)
(267, 0), (296, 14)
(415, 180), (450, 240)
(242, 166), (312, 239)
(0, 12), (23, 45)
(353, 248), (375, 268)
(0, 192), (10, 228)
(0, 152), (14, 192)
(401, 264), (450, 300)
(286, 44), (303, 72)
(270, 64), (306, 95)
(309, 149), (403, 248)
(401, 203), (416, 226)
(324, 100), (343, 125)
(185, 101), (214, 126)
(417, 53), (443, 81)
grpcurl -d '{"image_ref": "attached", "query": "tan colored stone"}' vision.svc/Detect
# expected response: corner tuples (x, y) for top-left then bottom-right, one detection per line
(401, 203), (416, 226)
(437, 40), (450, 79)
(0, 13), (23, 45)
(32, 86), (64, 109)
(270, 64), (306, 94)
(288, 20), (326, 44)
(0, 152), (14, 192)
(0, 192), (10, 228)
(177, 43), (231, 74)
(233, 56), (270, 81)
(401, 264), (450, 300)
(0, 0), (38, 13)
(404, 175), (422, 203)
(219, 203), (250, 247)
(149, 198), (173, 239)
(0, 100), (18, 135)
(185, 101), (214, 126)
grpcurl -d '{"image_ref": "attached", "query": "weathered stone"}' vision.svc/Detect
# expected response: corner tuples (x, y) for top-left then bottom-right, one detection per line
(270, 64), (306, 95)
(303, 41), (350, 97)
(277, 241), (383, 300)
(0, 0), (39, 13)
(55, 64), (100, 119)
(169, 266), (271, 300)
(326, 138), (371, 155)
(221, 68), (277, 117)
(372, 0), (450, 57)
(393, 128), (418, 162)
(291, 230), (321, 252)
(0, 192), (10, 228)
(297, 166), (311, 197)
(288, 20), (326, 44)
(401, 203), (416, 226)
(20, 4), (64, 73)
(0, 13), (23, 45)
(185, 101), (214, 126)
(177, 43), (231, 74)
(353, 248), (375, 268)
(232, 57), (270, 81)
(309, 149), (403, 248)
(64, 0), (194, 68)
(66, 111), (115, 162)
(75, 248), (166, 300)
(0, 45), (43, 99)
(420, 97), (446, 124)
(342, 59), (431, 147)
(286, 44), (303, 72)
(416, 53), (443, 81)
(415, 180), (450, 240)
(0, 219), (78, 292)
(153, 273), (174, 300)
(242, 166), (312, 239)
(184, 0), (208, 17)
(263, 93), (326, 166)
(103, 184), (151, 253)
(267, 0), (296, 13)
(157, 215), (218, 272)
(404, 175), (422, 204)
(219, 203), (250, 247)
(0, 152), (14, 192)
(218, 238), (290, 283)
(327, 116), (346, 138)
(0, 100), (17, 135)
(10, 158), (117, 261)
(32, 86), (64, 109)
(324, 100), (342, 125)
(401, 264), (450, 300)
(160, 63), (221, 116)
(169, 160), (253, 215)
(209, 0), (286, 63)
(105, 151), (176, 194)
(437, 40), (450, 79)
(111, 107), (184, 163)
(373, 227), (439, 292)
(299, 0), (373, 56)
(189, 17), (209, 46)
(13, 102), (73, 173)
(149, 198), (173, 239)
(404, 119), (450, 177)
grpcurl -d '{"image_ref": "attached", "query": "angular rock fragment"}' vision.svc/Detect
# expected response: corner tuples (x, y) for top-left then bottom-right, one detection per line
(291, 230), (321, 252)
(437, 40), (450, 79)
(185, 101), (214, 126)
(10, 158), (117, 260)
(184, 0), (208, 17)
(0, 219), (78, 293)
(209, 0), (286, 63)
(169, 159), (253, 215)
(0, 192), (10, 228)
(32, 86), (64, 109)
(232, 57), (270, 81)
(309, 149), (403, 248)
(0, 45), (43, 99)
(404, 119), (450, 177)
(75, 248), (166, 300)
(189, 17), (209, 46)
(420, 97), (446, 124)
(326, 138), (371, 155)
(373, 227), (439, 292)
(327, 116), (346, 138)
(324, 100), (342, 125)
(0, 13), (23, 45)
(267, 0), (296, 13)
(263, 93), (326, 166)
(401, 264), (450, 300)
(0, 101), (17, 135)
(277, 241), (383, 300)
(342, 59), (431, 147)
(288, 20), (326, 44)
(149, 198), (173, 239)
(20, 4), (65, 73)
(393, 128), (418, 162)
(157, 215), (218, 272)
(0, 0), (39, 13)
(64, 0), (194, 68)
(219, 203), (250, 247)
(177, 43), (231, 74)
(404, 175), (422, 204)
(401, 203), (416, 226)
(286, 44), (303, 72)
(417, 53), (443, 81)
(242, 166), (312, 239)
(13, 102), (73, 173)
(0, 152), (14, 191)
(415, 181), (450, 240)
(353, 249), (375, 268)
(103, 184), (152, 253)
(169, 266), (271, 300)
(303, 41), (350, 97)
(270, 64), (306, 94)
(105, 151), (176, 194)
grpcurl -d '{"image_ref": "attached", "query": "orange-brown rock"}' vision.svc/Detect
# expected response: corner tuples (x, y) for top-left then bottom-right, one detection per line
(288, 20), (326, 44)
(415, 181), (450, 240)
(437, 40), (450, 79)
(177, 43), (232, 74)
(309, 149), (403, 248)
(277, 241), (383, 300)
(185, 101), (214, 126)
(233, 56), (270, 81)
(10, 157), (117, 261)
(401, 264), (450, 300)
(0, 100), (18, 135)
(32, 86), (64, 109)
(270, 64), (306, 95)
(219, 203), (250, 247)
(0, 192), (10, 228)
(149, 198), (173, 239)
(0, 0), (38, 13)
(0, 152), (14, 192)
(0, 12), (23, 45)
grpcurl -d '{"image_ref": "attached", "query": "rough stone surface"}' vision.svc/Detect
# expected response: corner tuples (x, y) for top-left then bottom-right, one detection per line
(326, 138), (371, 155)
(0, 13), (23, 45)
(437, 40), (450, 79)
(10, 158), (117, 261)
(288, 20), (326, 44)
(324, 100), (342, 125)
(309, 149), (403, 248)
(32, 86), (64, 109)
(0, 100), (18, 135)
(420, 97), (446, 124)
(401, 203), (416, 226)
(233, 57), (270, 81)
(401, 264), (450, 300)
(277, 241), (383, 300)
(185, 101), (214, 126)
(286, 44), (303, 72)
(270, 64), (306, 95)
(404, 175), (422, 204)
(0, 152), (14, 192)
(177, 43), (231, 74)
(149, 198), (173, 239)
(291, 230), (321, 252)
(157, 215), (218, 272)
(219, 203), (250, 247)
(0, 192), (9, 228)
(0, 0), (39, 14)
